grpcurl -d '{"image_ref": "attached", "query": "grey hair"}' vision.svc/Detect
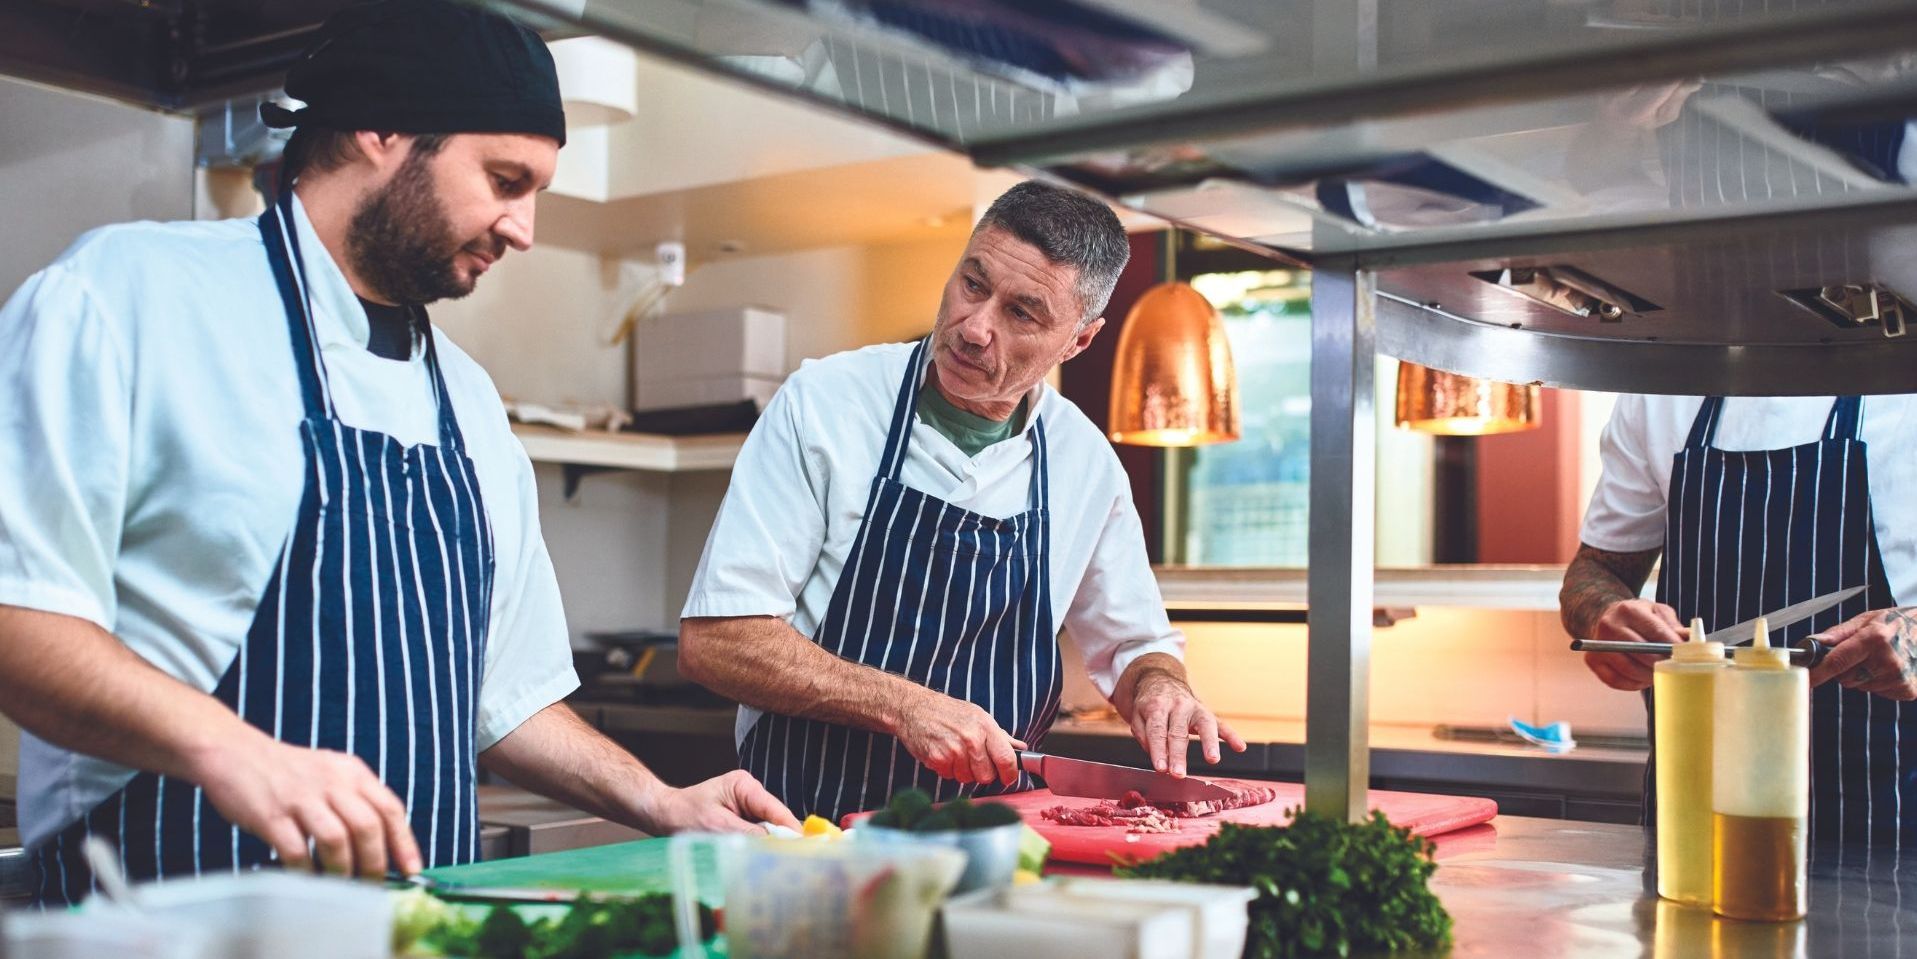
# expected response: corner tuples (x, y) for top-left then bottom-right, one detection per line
(973, 180), (1130, 327)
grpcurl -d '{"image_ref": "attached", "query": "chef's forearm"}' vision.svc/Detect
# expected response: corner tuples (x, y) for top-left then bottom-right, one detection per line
(678, 615), (927, 737)
(478, 702), (669, 830)
(1560, 543), (1663, 639)
(0, 604), (265, 783)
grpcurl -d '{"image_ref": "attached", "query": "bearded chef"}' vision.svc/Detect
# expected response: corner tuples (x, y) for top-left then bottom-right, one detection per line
(0, 0), (794, 907)
(678, 181), (1246, 822)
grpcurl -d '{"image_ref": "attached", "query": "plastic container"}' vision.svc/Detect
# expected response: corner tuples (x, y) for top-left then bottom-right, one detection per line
(1653, 618), (1728, 905)
(88, 872), (392, 959)
(1050, 877), (1256, 959)
(860, 821), (1023, 894)
(669, 832), (965, 959)
(942, 884), (1195, 959)
(5, 909), (209, 959)
(1712, 618), (1809, 922)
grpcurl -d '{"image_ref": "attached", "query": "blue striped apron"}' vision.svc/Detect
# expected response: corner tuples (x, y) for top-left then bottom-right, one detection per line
(1652, 395), (1910, 847)
(738, 337), (1061, 823)
(29, 191), (495, 905)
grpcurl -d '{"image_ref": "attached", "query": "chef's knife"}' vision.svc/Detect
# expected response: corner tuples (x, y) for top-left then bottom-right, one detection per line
(1569, 584), (1865, 665)
(1704, 585), (1865, 645)
(1018, 751), (1235, 803)
(394, 872), (602, 904)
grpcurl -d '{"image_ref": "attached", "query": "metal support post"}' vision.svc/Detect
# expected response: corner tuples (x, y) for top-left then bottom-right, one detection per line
(1305, 265), (1376, 822)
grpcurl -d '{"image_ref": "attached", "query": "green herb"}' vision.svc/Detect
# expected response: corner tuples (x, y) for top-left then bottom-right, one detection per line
(1117, 811), (1452, 958)
(873, 790), (1021, 833)
(418, 892), (716, 959)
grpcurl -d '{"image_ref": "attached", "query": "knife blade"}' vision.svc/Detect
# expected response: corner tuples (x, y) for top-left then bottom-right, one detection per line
(394, 872), (601, 905)
(1704, 585), (1865, 645)
(1018, 751), (1234, 803)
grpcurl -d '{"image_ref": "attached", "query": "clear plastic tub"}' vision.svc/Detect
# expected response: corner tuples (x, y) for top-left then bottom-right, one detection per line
(87, 872), (392, 959)
(669, 832), (965, 959)
(6, 908), (210, 959)
(859, 821), (1023, 894)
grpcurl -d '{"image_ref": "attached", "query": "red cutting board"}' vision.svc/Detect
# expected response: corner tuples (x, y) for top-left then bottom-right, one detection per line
(861, 780), (1496, 867)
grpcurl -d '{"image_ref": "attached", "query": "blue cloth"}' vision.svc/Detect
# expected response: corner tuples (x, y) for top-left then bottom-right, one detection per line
(30, 191), (495, 905)
(1651, 395), (1911, 846)
(738, 337), (1060, 823)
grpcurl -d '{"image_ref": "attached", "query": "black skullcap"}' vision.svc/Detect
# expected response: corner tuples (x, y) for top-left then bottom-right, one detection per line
(262, 0), (566, 146)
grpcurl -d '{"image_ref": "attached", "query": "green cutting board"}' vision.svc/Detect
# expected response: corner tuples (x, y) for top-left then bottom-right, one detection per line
(415, 839), (727, 958)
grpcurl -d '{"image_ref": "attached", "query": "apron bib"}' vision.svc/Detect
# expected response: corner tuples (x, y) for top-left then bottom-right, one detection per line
(1652, 395), (1912, 847)
(30, 192), (495, 905)
(739, 337), (1061, 823)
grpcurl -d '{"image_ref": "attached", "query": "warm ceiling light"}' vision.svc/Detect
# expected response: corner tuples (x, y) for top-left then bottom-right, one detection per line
(1394, 362), (1540, 436)
(1109, 282), (1241, 446)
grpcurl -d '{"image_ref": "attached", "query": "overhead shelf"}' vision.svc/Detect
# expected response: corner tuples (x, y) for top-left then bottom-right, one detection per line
(1155, 565), (1568, 612)
(511, 422), (745, 473)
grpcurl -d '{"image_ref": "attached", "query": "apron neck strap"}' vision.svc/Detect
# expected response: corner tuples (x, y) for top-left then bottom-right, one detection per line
(1683, 397), (1726, 449)
(420, 311), (466, 452)
(1027, 417), (1048, 506)
(1825, 396), (1865, 441)
(261, 190), (466, 452)
(883, 335), (1048, 505)
(879, 337), (932, 482)
(260, 190), (336, 421)
(1686, 396), (1866, 448)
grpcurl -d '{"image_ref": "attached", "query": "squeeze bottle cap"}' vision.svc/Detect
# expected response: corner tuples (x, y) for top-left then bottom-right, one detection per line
(1671, 616), (1727, 663)
(1735, 617), (1792, 670)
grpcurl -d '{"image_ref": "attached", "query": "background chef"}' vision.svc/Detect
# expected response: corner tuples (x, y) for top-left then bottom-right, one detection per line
(679, 180), (1245, 822)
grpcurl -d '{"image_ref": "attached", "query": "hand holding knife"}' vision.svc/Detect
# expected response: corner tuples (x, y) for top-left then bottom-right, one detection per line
(1570, 586), (1864, 666)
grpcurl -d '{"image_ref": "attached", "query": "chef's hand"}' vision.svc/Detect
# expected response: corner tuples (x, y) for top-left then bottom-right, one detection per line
(1810, 607), (1917, 699)
(893, 691), (1023, 786)
(192, 730), (421, 878)
(639, 770), (801, 835)
(1583, 599), (1684, 692)
(1125, 663), (1246, 778)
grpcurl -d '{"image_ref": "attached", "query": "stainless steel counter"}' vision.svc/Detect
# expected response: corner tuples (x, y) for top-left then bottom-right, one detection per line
(1420, 817), (1917, 958)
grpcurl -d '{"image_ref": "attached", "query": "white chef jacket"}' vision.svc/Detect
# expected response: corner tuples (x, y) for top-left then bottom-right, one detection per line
(1582, 394), (1917, 604)
(683, 341), (1185, 744)
(0, 199), (578, 847)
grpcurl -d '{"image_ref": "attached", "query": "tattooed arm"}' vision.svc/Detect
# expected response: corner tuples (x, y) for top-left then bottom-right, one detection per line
(1809, 607), (1917, 700)
(1560, 543), (1686, 691)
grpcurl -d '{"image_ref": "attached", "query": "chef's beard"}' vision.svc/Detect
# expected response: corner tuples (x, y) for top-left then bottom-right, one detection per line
(346, 150), (477, 306)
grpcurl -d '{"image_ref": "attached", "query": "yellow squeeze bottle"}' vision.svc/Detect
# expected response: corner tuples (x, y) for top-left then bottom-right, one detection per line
(1654, 618), (1726, 905)
(1712, 618), (1809, 922)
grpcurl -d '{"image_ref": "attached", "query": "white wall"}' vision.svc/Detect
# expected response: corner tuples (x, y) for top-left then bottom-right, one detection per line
(433, 231), (967, 641)
(0, 74), (198, 791)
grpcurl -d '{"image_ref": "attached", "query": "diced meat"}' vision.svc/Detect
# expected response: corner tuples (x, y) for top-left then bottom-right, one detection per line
(1038, 781), (1276, 834)
(1040, 801), (1181, 834)
(1120, 783), (1278, 818)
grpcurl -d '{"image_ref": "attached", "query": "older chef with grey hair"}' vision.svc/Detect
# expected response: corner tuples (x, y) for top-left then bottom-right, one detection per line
(679, 180), (1245, 822)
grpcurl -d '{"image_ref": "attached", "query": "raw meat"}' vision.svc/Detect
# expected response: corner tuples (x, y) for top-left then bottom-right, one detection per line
(1038, 782), (1277, 835)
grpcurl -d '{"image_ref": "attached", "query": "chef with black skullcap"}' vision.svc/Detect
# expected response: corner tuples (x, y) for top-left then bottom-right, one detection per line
(0, 0), (795, 906)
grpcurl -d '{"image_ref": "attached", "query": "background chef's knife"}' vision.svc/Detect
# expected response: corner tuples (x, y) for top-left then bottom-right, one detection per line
(1018, 751), (1234, 803)
(1569, 585), (1865, 664)
(1705, 585), (1865, 644)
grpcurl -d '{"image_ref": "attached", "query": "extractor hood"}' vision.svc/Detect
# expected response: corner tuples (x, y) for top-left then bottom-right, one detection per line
(0, 0), (354, 111)
(464, 0), (1917, 395)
